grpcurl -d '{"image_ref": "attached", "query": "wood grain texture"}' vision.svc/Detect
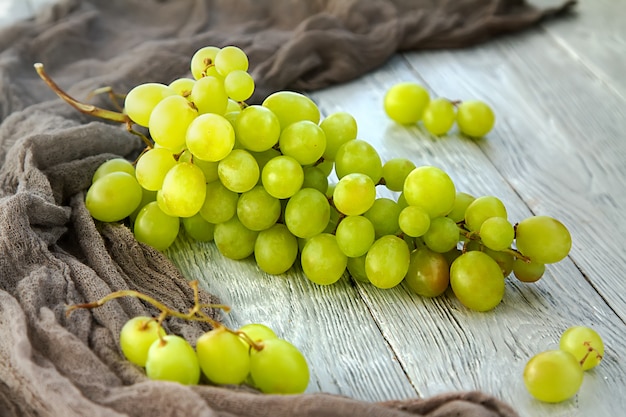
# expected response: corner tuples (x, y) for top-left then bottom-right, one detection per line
(166, 2), (626, 417)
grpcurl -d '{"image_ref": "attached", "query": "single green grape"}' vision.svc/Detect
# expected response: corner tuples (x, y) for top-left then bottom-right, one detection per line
(236, 185), (281, 231)
(405, 247), (450, 298)
(186, 113), (235, 162)
(190, 75), (228, 115)
(284, 188), (330, 239)
(238, 323), (278, 346)
(199, 180), (239, 224)
(302, 165), (329, 194)
(523, 350), (583, 403)
(160, 162), (207, 218)
(85, 172), (143, 223)
(320, 111), (357, 161)
(249, 338), (309, 394)
(262, 91), (320, 130)
(334, 139), (383, 183)
(278, 120), (326, 166)
(218, 149), (260, 193)
(446, 191), (475, 223)
(148, 95), (198, 152)
(346, 255), (369, 283)
(224, 69), (255, 102)
(168, 77), (195, 98)
(254, 224), (299, 275)
(383, 82), (430, 125)
(213, 215), (258, 260)
(398, 205), (430, 237)
(181, 213), (215, 242)
(512, 258), (545, 283)
(423, 216), (459, 253)
(363, 198), (402, 238)
(133, 201), (180, 251)
(335, 215), (376, 258)
(145, 335), (201, 385)
(403, 166), (456, 218)
(422, 97), (456, 136)
(450, 251), (505, 312)
(190, 46), (221, 80)
(214, 45), (249, 76)
(515, 216), (572, 264)
(381, 158), (416, 192)
(135, 147), (177, 191)
(301, 233), (347, 285)
(559, 326), (604, 371)
(332, 173), (377, 216)
(464, 195), (507, 231)
(119, 316), (166, 367)
(456, 100), (495, 138)
(261, 155), (304, 199)
(92, 158), (135, 183)
(479, 216), (515, 251)
(124, 82), (176, 127)
(196, 327), (251, 385)
(235, 105), (281, 152)
(365, 235), (411, 289)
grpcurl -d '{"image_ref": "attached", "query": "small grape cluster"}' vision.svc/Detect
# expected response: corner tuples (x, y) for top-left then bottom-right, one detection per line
(71, 45), (574, 314)
(66, 281), (309, 393)
(384, 81), (496, 137)
(523, 326), (604, 403)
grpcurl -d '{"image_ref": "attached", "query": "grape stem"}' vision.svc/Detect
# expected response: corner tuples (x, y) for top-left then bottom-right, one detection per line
(33, 63), (153, 148)
(579, 341), (603, 366)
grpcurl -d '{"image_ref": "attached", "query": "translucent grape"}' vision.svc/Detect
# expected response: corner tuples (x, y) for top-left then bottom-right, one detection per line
(85, 172), (143, 222)
(196, 327), (250, 385)
(335, 215), (376, 258)
(224, 69), (255, 102)
(479, 216), (514, 251)
(332, 173), (376, 216)
(423, 216), (459, 253)
(363, 198), (401, 238)
(450, 251), (505, 312)
(145, 335), (201, 385)
(365, 235), (410, 289)
(218, 149), (259, 193)
(254, 224), (299, 275)
(235, 105), (281, 152)
(149, 95), (198, 152)
(124, 82), (176, 127)
(422, 97), (456, 136)
(119, 316), (166, 367)
(238, 323), (278, 345)
(190, 46), (221, 80)
(199, 180), (239, 224)
(456, 100), (495, 138)
(249, 338), (309, 394)
(403, 166), (456, 218)
(384, 82), (430, 125)
(381, 158), (416, 192)
(446, 191), (475, 223)
(190, 75), (228, 115)
(262, 91), (320, 130)
(301, 233), (347, 285)
(320, 111), (357, 161)
(261, 155), (304, 199)
(513, 258), (545, 283)
(133, 201), (180, 251)
(523, 350), (583, 403)
(515, 216), (572, 264)
(284, 188), (330, 239)
(237, 185), (281, 231)
(168, 77), (195, 98)
(278, 120), (326, 165)
(214, 46), (249, 76)
(92, 158), (134, 183)
(398, 206), (430, 237)
(559, 326), (604, 371)
(302, 165), (328, 194)
(181, 213), (215, 242)
(334, 139), (383, 183)
(186, 113), (235, 162)
(135, 148), (177, 191)
(405, 247), (450, 297)
(464, 195), (507, 231)
(214, 215), (258, 260)
(160, 162), (207, 217)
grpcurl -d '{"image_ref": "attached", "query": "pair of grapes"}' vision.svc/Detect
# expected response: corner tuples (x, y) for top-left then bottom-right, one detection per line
(523, 326), (604, 403)
(384, 81), (496, 137)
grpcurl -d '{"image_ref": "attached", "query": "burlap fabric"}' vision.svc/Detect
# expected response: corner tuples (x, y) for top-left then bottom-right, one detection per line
(0, 0), (575, 416)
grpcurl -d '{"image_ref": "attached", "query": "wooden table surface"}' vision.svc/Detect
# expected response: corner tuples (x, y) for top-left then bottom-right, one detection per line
(165, 1), (626, 416)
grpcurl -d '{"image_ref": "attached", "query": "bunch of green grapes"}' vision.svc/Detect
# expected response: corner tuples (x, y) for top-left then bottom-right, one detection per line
(523, 326), (604, 403)
(85, 45), (573, 314)
(384, 81), (495, 138)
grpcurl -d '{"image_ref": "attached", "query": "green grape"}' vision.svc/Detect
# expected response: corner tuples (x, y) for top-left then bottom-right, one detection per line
(135, 148), (177, 191)
(456, 100), (495, 138)
(145, 335), (200, 385)
(254, 224), (299, 275)
(332, 173), (376, 216)
(249, 338), (309, 394)
(398, 206), (430, 237)
(423, 216), (459, 253)
(316, 159), (334, 177)
(301, 233), (347, 285)
(302, 165), (328, 194)
(323, 205), (341, 234)
(262, 91), (320, 130)
(479, 216), (514, 251)
(160, 162), (206, 217)
(85, 172), (143, 222)
(335, 215), (375, 257)
(346, 255), (369, 283)
(129, 187), (157, 223)
(190, 46), (221, 80)
(218, 149), (259, 193)
(92, 158), (134, 183)
(381, 158), (416, 192)
(155, 189), (176, 217)
(149, 95), (198, 152)
(278, 120), (326, 165)
(190, 75), (228, 115)
(181, 213), (215, 242)
(238, 323), (278, 345)
(405, 247), (450, 298)
(403, 166), (456, 218)
(133, 201), (180, 251)
(186, 113), (235, 162)
(559, 326), (604, 371)
(320, 111), (357, 161)
(446, 192), (475, 223)
(224, 69), (255, 102)
(284, 188), (330, 239)
(365, 235), (410, 289)
(168, 77), (195, 99)
(124, 82), (176, 127)
(196, 327), (250, 385)
(261, 155), (304, 199)
(512, 258), (545, 283)
(464, 195), (507, 231)
(334, 139), (382, 183)
(235, 105), (281, 152)
(119, 316), (166, 367)
(199, 180), (239, 224)
(192, 157), (219, 183)
(483, 248), (514, 277)
(214, 45), (249, 76)
(523, 350), (583, 403)
(515, 216), (572, 264)
(363, 198), (401, 238)
(237, 185), (281, 231)
(422, 97), (456, 135)
(383, 82), (430, 125)
(213, 215), (258, 260)
(226, 98), (242, 113)
(450, 251), (505, 312)
(251, 148), (282, 176)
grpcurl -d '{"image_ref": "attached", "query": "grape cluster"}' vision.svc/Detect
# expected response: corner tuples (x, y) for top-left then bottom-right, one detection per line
(68, 283), (309, 393)
(523, 326), (604, 403)
(384, 81), (496, 137)
(83, 45), (573, 314)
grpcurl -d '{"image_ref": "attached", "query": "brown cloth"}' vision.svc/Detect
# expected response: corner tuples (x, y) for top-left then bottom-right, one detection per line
(0, 0), (574, 416)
